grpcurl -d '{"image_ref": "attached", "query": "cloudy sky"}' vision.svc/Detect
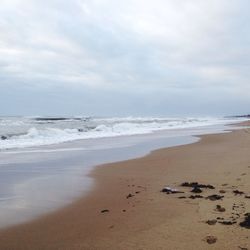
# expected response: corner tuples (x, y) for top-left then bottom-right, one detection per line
(0, 0), (250, 116)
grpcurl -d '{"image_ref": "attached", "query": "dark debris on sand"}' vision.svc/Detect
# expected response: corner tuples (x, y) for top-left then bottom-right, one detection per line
(178, 196), (186, 199)
(206, 219), (217, 225)
(126, 193), (134, 199)
(181, 182), (215, 189)
(239, 213), (250, 229)
(233, 190), (245, 195)
(219, 220), (236, 225)
(216, 205), (226, 212)
(219, 190), (226, 194)
(189, 195), (203, 199)
(206, 194), (224, 201)
(162, 178), (250, 245)
(191, 186), (203, 193)
(101, 209), (110, 213)
(205, 236), (217, 244)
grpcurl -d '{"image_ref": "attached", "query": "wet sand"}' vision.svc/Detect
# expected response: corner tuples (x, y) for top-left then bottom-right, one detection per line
(0, 125), (250, 249)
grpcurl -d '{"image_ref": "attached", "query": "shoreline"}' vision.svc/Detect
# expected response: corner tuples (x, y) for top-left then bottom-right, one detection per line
(0, 123), (249, 249)
(0, 129), (200, 229)
(0, 123), (233, 229)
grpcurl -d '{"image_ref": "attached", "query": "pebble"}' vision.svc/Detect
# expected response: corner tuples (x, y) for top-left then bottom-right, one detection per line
(206, 219), (217, 225)
(216, 205), (226, 212)
(101, 209), (110, 213)
(206, 194), (224, 201)
(205, 236), (217, 244)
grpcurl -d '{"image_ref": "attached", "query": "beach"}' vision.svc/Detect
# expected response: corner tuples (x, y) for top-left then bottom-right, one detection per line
(0, 123), (249, 249)
(2, 0), (250, 248)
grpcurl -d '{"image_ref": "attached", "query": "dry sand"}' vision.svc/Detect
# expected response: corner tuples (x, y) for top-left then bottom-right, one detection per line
(0, 125), (250, 249)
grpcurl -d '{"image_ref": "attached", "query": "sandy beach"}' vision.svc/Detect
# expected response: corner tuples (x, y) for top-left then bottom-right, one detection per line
(0, 124), (249, 249)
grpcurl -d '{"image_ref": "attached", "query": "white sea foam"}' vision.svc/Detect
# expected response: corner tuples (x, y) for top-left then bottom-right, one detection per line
(0, 116), (246, 150)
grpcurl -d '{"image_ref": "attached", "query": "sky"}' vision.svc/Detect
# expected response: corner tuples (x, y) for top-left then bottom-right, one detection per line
(0, 0), (250, 117)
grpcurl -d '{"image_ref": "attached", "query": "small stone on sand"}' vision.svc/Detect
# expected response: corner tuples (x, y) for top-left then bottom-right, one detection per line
(219, 190), (226, 194)
(191, 186), (202, 193)
(216, 205), (226, 212)
(206, 219), (217, 225)
(101, 209), (110, 213)
(206, 195), (224, 201)
(126, 193), (134, 199)
(205, 236), (217, 244)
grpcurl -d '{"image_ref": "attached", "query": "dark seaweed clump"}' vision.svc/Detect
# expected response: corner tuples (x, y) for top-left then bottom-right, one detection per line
(239, 213), (250, 229)
(181, 182), (215, 189)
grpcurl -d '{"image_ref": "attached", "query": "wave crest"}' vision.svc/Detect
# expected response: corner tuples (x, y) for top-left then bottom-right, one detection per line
(0, 116), (244, 150)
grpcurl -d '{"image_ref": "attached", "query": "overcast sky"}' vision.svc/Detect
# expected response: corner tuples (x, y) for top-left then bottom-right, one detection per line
(0, 0), (250, 116)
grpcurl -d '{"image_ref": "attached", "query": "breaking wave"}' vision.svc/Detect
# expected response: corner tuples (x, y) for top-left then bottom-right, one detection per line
(0, 116), (245, 150)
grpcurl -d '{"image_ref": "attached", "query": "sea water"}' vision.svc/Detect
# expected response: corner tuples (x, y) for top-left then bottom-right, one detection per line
(0, 116), (244, 150)
(0, 116), (247, 228)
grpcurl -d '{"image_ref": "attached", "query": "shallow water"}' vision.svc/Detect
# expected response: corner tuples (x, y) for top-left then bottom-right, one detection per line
(0, 123), (242, 228)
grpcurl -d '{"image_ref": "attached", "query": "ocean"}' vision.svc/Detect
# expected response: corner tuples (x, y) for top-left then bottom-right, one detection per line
(0, 116), (245, 150)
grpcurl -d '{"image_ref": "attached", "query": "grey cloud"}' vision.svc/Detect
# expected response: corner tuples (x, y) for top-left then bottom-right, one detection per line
(0, 0), (250, 116)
